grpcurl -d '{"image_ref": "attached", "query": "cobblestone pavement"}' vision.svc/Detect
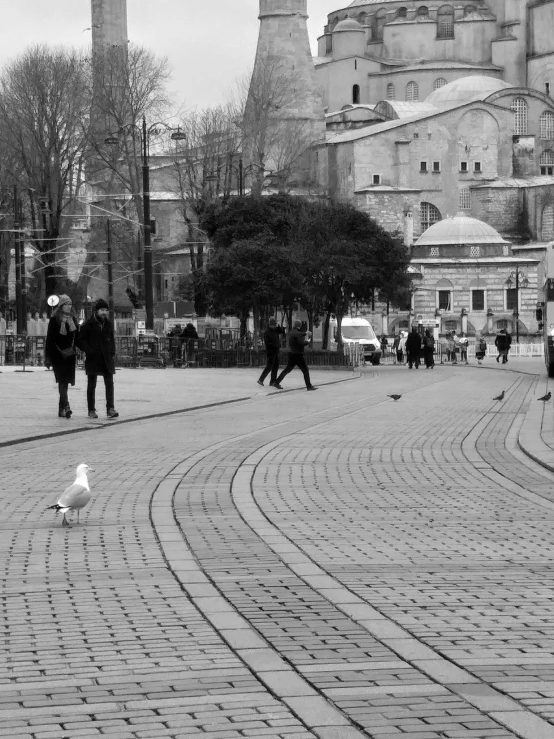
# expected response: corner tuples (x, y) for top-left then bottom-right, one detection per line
(2, 364), (554, 738)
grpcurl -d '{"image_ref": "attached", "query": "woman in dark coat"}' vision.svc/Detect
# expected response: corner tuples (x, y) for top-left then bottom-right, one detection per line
(45, 294), (79, 418)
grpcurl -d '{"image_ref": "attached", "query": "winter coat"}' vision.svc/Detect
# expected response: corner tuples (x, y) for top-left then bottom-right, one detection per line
(181, 325), (199, 340)
(288, 328), (308, 354)
(495, 332), (512, 351)
(264, 325), (284, 352)
(45, 316), (79, 386)
(78, 314), (116, 376)
(405, 331), (422, 354)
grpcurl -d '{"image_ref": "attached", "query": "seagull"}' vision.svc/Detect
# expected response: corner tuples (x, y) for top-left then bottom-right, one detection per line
(538, 392), (552, 402)
(388, 394), (402, 401)
(493, 391), (505, 401)
(48, 463), (94, 527)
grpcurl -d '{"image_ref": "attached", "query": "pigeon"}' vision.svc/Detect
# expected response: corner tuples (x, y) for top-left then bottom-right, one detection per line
(388, 394), (402, 401)
(493, 391), (505, 401)
(48, 463), (94, 527)
(538, 392), (552, 402)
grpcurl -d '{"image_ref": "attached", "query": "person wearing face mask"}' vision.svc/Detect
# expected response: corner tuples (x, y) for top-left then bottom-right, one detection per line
(78, 299), (119, 419)
(45, 294), (79, 419)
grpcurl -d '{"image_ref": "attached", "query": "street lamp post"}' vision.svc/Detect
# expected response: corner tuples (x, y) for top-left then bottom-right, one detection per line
(105, 118), (186, 332)
(507, 267), (529, 344)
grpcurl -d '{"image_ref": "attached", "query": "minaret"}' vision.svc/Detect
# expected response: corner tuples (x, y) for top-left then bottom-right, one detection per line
(245, 0), (325, 184)
(91, 0), (128, 53)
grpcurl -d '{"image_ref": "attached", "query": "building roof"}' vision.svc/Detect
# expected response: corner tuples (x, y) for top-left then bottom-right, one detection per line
(415, 212), (509, 246)
(375, 100), (440, 119)
(413, 257), (540, 264)
(472, 176), (554, 189)
(425, 75), (514, 107)
(346, 0), (401, 5)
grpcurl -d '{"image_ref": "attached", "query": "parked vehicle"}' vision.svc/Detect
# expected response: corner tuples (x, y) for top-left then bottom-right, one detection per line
(336, 317), (382, 365)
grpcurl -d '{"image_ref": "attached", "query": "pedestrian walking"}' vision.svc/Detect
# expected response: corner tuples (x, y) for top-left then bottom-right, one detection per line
(258, 317), (285, 387)
(45, 294), (79, 419)
(475, 334), (487, 364)
(422, 329), (435, 369)
(495, 328), (512, 364)
(447, 332), (457, 364)
(380, 333), (388, 358)
(167, 324), (183, 365)
(181, 323), (199, 363)
(396, 331), (407, 364)
(273, 320), (316, 391)
(78, 299), (119, 419)
(405, 327), (422, 369)
(458, 333), (469, 364)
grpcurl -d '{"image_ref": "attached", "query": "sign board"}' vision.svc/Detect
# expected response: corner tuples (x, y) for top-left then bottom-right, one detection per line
(137, 329), (146, 336)
(137, 321), (146, 330)
(165, 319), (187, 334)
(135, 309), (147, 321)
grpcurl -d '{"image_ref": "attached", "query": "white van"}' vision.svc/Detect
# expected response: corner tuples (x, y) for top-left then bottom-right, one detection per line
(336, 317), (382, 365)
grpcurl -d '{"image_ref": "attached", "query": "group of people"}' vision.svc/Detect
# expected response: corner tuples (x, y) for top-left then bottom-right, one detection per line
(166, 323), (199, 363)
(45, 296), (118, 420)
(387, 327), (512, 368)
(258, 318), (317, 391)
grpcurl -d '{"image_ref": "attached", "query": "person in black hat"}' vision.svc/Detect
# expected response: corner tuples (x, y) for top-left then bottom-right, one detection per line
(78, 299), (119, 419)
(44, 294), (79, 419)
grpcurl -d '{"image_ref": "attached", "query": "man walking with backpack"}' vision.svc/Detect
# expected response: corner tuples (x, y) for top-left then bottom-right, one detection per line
(406, 327), (422, 369)
(273, 320), (317, 391)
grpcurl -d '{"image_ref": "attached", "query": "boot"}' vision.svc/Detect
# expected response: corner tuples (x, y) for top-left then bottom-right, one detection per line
(65, 406), (72, 419)
(107, 408), (119, 419)
(58, 408), (66, 418)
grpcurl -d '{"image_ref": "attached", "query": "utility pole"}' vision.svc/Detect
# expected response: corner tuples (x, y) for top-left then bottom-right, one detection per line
(106, 219), (114, 325)
(13, 185), (27, 335)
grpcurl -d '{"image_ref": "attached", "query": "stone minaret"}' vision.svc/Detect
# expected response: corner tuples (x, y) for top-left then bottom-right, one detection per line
(91, 0), (128, 53)
(245, 0), (325, 185)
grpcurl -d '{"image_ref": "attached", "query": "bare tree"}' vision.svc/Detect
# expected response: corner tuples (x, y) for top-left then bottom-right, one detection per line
(241, 58), (321, 197)
(0, 45), (91, 300)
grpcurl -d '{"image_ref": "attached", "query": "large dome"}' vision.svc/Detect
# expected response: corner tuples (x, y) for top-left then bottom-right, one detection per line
(416, 213), (509, 246)
(425, 75), (514, 107)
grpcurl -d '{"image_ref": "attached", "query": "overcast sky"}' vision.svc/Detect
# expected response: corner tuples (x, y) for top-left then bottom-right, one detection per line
(1, 1), (341, 110)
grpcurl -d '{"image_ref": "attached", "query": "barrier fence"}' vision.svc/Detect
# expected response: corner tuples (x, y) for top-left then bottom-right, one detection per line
(0, 335), (544, 369)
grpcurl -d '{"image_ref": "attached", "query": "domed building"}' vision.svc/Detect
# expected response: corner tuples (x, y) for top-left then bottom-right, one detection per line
(394, 212), (542, 336)
(315, 0), (554, 112)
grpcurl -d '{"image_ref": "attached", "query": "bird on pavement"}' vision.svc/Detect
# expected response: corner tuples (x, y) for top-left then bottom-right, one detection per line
(538, 392), (552, 402)
(388, 394), (402, 401)
(493, 391), (505, 401)
(47, 463), (93, 527)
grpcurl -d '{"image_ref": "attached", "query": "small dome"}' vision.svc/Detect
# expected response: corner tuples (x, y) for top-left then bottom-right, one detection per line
(416, 212), (509, 246)
(334, 18), (364, 32)
(425, 75), (514, 107)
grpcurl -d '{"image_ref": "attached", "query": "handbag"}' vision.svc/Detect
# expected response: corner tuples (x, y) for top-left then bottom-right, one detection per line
(56, 333), (76, 359)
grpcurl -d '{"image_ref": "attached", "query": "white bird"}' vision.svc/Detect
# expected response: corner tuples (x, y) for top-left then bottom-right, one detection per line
(48, 463), (94, 527)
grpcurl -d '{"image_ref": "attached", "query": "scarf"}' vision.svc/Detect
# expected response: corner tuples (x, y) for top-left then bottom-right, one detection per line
(59, 314), (77, 336)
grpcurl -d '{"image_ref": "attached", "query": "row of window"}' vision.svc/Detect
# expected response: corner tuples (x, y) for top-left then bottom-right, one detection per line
(386, 78), (447, 102)
(437, 288), (519, 313)
(418, 160), (483, 174)
(333, 5), (477, 42)
(512, 100), (554, 138)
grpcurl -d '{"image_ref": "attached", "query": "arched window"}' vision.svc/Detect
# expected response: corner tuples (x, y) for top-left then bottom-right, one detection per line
(417, 6), (429, 19)
(396, 7), (407, 19)
(542, 204), (554, 240)
(406, 81), (419, 101)
(434, 78), (448, 90)
(373, 8), (387, 41)
(540, 111), (554, 139)
(437, 5), (455, 38)
(464, 5), (477, 16)
(511, 97), (528, 135)
(421, 202), (442, 232)
(387, 83), (396, 100)
(352, 85), (360, 104)
(540, 150), (554, 175)
(357, 12), (367, 25)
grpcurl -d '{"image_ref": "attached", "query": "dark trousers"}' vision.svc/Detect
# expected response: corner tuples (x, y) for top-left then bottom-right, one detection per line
(423, 348), (434, 368)
(407, 351), (420, 369)
(87, 374), (115, 411)
(58, 383), (69, 409)
(259, 350), (280, 384)
(276, 353), (312, 388)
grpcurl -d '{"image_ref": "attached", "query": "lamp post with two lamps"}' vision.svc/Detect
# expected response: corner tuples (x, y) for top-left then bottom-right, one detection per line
(506, 267), (529, 344)
(105, 117), (186, 331)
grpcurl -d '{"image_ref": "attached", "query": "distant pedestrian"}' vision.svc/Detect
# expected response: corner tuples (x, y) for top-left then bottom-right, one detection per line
(380, 333), (388, 358)
(45, 294), (79, 419)
(181, 323), (199, 363)
(167, 324), (183, 364)
(495, 328), (512, 364)
(475, 334), (487, 364)
(405, 327), (422, 369)
(397, 331), (407, 364)
(447, 332), (457, 364)
(258, 317), (284, 387)
(458, 333), (469, 364)
(422, 329), (435, 369)
(273, 320), (316, 391)
(78, 299), (119, 419)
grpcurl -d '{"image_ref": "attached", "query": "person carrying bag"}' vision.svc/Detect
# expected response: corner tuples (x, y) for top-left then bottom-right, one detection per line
(45, 294), (79, 419)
